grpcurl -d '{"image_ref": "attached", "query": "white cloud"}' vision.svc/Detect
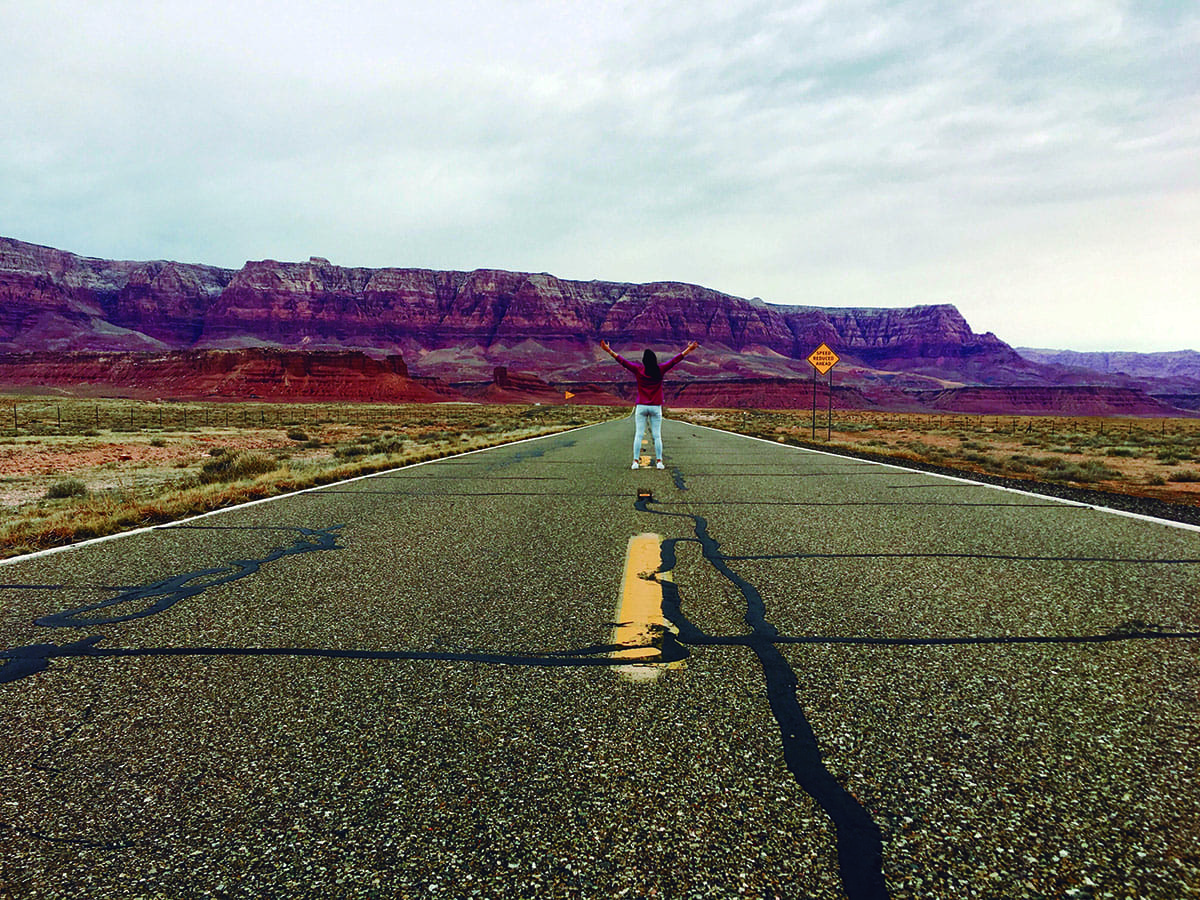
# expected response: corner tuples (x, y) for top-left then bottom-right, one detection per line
(1, 0), (1198, 349)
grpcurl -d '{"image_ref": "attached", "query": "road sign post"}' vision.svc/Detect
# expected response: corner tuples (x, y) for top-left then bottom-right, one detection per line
(827, 368), (833, 441)
(811, 367), (817, 439)
(806, 343), (839, 441)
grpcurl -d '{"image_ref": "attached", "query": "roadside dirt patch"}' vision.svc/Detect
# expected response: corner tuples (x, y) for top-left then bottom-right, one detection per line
(0, 430), (304, 508)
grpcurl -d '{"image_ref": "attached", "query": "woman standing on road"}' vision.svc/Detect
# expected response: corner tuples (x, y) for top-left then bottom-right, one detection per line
(600, 339), (699, 469)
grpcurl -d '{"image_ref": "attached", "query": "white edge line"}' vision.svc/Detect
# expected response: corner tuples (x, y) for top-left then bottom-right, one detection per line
(679, 419), (1200, 535)
(0, 419), (614, 567)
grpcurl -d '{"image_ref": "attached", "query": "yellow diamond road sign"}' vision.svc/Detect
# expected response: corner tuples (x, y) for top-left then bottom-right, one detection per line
(807, 343), (839, 374)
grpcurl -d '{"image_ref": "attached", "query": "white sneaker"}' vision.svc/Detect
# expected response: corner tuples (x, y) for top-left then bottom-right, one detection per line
(655, 460), (665, 469)
(631, 460), (639, 470)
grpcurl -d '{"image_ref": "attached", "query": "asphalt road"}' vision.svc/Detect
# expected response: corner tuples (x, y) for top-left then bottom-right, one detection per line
(2, 416), (1199, 900)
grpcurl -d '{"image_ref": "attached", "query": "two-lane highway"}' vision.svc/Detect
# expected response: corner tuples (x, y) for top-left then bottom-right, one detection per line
(2, 416), (1198, 898)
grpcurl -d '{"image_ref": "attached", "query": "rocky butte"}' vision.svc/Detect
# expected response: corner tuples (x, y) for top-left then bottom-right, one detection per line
(0, 235), (1195, 414)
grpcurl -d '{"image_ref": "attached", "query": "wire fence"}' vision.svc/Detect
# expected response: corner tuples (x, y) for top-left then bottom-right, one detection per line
(3, 399), (444, 436)
(6, 398), (1199, 439)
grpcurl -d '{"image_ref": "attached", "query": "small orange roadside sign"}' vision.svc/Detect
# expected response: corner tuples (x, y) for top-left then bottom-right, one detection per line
(807, 343), (839, 374)
(564, 391), (575, 400)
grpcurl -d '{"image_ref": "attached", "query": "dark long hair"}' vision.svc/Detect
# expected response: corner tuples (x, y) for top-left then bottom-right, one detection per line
(642, 349), (661, 380)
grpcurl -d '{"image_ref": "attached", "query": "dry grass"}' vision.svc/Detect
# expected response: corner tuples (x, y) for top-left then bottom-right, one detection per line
(0, 399), (619, 558)
(8, 398), (1198, 556)
(674, 408), (1200, 507)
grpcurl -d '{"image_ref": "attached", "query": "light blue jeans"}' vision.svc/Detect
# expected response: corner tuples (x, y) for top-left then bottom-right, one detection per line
(632, 404), (663, 461)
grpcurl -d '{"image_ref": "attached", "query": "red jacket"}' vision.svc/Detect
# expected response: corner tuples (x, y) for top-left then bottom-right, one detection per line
(615, 352), (686, 406)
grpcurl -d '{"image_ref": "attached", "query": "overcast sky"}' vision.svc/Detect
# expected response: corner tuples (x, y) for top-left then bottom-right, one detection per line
(3, 0), (1198, 351)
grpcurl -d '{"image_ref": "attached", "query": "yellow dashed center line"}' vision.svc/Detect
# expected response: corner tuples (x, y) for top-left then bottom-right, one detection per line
(612, 533), (683, 682)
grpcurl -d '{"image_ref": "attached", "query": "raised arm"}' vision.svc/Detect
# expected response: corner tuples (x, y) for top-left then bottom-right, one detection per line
(601, 340), (639, 374)
(659, 341), (699, 375)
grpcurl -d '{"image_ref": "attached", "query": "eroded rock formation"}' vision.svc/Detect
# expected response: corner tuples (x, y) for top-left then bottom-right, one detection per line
(1, 235), (1195, 414)
(909, 386), (1183, 417)
(0, 349), (457, 402)
(0, 236), (1024, 384)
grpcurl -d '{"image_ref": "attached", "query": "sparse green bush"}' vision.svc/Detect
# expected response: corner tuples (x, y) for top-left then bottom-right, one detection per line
(962, 452), (997, 465)
(1167, 469), (1200, 483)
(1009, 454), (1065, 469)
(149, 438), (167, 448)
(334, 445), (369, 459)
(1104, 446), (1138, 457)
(371, 437), (405, 454)
(286, 430), (309, 442)
(45, 479), (87, 499)
(198, 451), (279, 484)
(1044, 460), (1119, 483)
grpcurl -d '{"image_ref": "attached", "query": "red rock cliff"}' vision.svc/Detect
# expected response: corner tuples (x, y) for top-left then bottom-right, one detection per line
(1, 235), (1089, 399)
(0, 348), (456, 402)
(0, 236), (231, 351)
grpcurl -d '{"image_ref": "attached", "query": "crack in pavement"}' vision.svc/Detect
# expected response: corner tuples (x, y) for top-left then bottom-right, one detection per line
(723, 551), (1200, 564)
(32, 525), (344, 628)
(3, 475), (1197, 895)
(635, 494), (889, 899)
